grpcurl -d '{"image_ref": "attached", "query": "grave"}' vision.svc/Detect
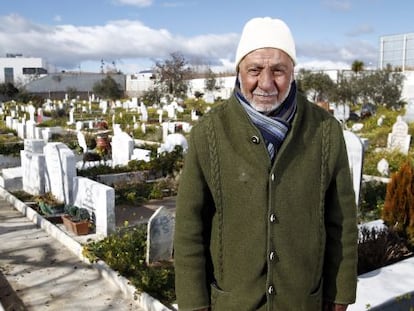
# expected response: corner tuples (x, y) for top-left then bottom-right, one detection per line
(403, 98), (414, 123)
(21, 139), (46, 196)
(146, 206), (175, 264)
(111, 131), (134, 167)
(72, 176), (115, 236)
(343, 130), (364, 207)
(44, 142), (76, 204)
(387, 116), (411, 154)
(0, 166), (22, 191)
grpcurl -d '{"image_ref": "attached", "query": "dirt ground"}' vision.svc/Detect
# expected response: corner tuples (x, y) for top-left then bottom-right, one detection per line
(115, 196), (176, 227)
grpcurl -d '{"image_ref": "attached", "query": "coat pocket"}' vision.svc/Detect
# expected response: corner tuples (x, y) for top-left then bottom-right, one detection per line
(306, 278), (323, 310)
(210, 282), (232, 310)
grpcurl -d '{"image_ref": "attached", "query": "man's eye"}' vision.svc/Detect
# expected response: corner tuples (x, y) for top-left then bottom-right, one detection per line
(273, 70), (285, 76)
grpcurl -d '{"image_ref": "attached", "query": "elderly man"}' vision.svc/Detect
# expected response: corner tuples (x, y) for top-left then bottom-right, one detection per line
(174, 17), (357, 311)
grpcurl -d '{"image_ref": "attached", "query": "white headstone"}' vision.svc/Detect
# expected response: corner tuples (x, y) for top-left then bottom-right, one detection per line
(403, 99), (414, 123)
(387, 116), (411, 154)
(377, 158), (389, 177)
(68, 107), (75, 124)
(333, 103), (350, 122)
(131, 148), (151, 162)
(146, 206), (175, 264)
(159, 133), (188, 154)
(28, 105), (36, 122)
(343, 130), (364, 207)
(140, 103), (148, 122)
(21, 149), (46, 196)
(111, 131), (134, 167)
(44, 142), (76, 204)
(73, 176), (115, 236)
(77, 131), (88, 153)
(157, 109), (163, 124)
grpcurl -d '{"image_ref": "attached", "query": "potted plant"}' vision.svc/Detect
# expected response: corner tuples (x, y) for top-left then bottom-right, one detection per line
(35, 192), (65, 223)
(61, 205), (91, 235)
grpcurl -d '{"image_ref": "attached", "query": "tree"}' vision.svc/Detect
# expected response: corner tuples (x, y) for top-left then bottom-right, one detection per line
(154, 52), (192, 99)
(351, 60), (365, 74)
(382, 159), (414, 245)
(92, 75), (123, 100)
(357, 70), (404, 108)
(0, 82), (19, 101)
(296, 69), (335, 102)
(204, 67), (221, 92)
(141, 86), (163, 106)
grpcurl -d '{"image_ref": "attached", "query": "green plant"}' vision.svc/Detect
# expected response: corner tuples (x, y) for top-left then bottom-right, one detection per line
(382, 159), (414, 245)
(64, 205), (91, 222)
(359, 180), (387, 223)
(34, 192), (64, 216)
(83, 225), (175, 304)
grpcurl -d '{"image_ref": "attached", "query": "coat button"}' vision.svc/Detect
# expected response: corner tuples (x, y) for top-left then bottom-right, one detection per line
(269, 251), (276, 261)
(270, 214), (277, 223)
(251, 136), (260, 144)
(268, 285), (275, 295)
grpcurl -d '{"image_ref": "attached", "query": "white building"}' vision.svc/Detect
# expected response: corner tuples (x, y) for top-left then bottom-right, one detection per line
(0, 54), (48, 86)
(126, 70), (236, 101)
(126, 70), (155, 97)
(187, 76), (236, 102)
(379, 33), (414, 71)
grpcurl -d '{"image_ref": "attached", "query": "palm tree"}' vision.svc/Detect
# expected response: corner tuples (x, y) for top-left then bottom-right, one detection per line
(351, 60), (365, 74)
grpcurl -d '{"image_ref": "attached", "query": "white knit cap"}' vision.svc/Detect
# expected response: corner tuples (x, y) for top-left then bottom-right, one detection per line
(235, 17), (296, 70)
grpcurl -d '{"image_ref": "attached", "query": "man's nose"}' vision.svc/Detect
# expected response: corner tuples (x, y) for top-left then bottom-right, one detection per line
(258, 69), (275, 91)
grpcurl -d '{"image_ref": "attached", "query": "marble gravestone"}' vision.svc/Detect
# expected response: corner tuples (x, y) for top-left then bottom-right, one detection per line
(387, 116), (411, 154)
(343, 130), (364, 207)
(44, 142), (76, 204)
(73, 176), (115, 236)
(146, 206), (175, 264)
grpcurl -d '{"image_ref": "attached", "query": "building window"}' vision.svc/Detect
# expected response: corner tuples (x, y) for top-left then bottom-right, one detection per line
(4, 68), (14, 84)
(22, 67), (48, 75)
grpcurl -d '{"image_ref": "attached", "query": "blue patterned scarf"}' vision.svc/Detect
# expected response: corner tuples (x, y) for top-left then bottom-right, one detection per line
(235, 79), (297, 160)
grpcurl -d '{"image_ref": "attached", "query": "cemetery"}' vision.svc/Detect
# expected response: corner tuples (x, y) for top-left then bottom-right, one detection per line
(1, 84), (414, 309)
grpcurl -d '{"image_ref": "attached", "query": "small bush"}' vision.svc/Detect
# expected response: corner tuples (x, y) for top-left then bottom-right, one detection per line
(83, 225), (175, 304)
(382, 159), (414, 245)
(359, 180), (387, 222)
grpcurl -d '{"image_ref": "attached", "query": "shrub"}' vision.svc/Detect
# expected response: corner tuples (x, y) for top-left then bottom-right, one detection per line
(358, 226), (411, 275)
(382, 159), (414, 245)
(359, 180), (387, 222)
(83, 225), (175, 304)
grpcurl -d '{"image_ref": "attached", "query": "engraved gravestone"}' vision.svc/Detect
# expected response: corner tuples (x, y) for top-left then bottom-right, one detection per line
(387, 116), (411, 154)
(72, 176), (115, 236)
(44, 142), (76, 204)
(21, 139), (46, 195)
(146, 206), (175, 264)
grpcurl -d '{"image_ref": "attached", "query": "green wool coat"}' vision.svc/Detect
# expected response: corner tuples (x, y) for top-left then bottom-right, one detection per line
(174, 93), (358, 311)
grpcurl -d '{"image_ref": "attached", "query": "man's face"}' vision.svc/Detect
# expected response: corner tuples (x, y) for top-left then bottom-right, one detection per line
(238, 48), (294, 113)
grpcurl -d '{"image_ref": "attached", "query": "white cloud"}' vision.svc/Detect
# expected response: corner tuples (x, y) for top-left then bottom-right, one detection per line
(0, 14), (237, 72)
(297, 39), (378, 69)
(0, 14), (377, 74)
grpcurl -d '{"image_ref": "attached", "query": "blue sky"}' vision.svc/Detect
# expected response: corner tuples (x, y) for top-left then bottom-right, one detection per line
(1, 0), (413, 74)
